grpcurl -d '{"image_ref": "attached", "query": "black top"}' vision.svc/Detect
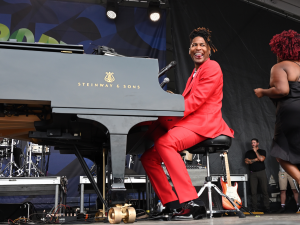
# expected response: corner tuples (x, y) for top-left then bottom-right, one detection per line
(245, 149), (266, 172)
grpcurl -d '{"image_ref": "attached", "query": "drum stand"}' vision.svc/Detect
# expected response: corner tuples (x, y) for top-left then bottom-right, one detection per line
(0, 150), (5, 176)
(16, 142), (44, 177)
(9, 139), (14, 176)
(24, 142), (44, 177)
(0, 161), (22, 177)
(0, 139), (23, 177)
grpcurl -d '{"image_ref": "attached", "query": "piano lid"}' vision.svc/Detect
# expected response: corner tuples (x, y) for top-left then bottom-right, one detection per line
(0, 47), (184, 117)
(0, 41), (84, 54)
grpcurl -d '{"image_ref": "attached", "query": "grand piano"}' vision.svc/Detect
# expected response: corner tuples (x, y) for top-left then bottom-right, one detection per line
(0, 41), (184, 211)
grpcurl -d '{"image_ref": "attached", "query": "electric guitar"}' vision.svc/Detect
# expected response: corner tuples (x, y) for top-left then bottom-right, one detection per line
(220, 152), (242, 209)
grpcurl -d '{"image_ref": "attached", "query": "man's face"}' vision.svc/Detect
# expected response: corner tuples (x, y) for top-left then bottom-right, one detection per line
(251, 140), (259, 148)
(189, 36), (210, 67)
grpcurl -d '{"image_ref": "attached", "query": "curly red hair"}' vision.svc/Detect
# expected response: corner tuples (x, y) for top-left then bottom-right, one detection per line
(269, 30), (300, 61)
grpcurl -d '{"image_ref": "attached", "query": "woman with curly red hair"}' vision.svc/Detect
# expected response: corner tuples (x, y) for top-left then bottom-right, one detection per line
(254, 30), (300, 189)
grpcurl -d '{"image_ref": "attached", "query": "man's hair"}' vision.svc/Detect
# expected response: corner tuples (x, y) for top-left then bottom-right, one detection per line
(189, 27), (217, 53)
(269, 30), (300, 61)
(251, 138), (259, 143)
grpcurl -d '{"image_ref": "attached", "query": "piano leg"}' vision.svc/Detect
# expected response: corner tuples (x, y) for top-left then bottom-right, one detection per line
(110, 134), (127, 190)
(109, 134), (127, 205)
(74, 145), (108, 209)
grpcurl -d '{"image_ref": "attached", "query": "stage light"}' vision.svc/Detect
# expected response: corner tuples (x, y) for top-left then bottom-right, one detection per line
(148, 1), (161, 22)
(106, 1), (118, 20)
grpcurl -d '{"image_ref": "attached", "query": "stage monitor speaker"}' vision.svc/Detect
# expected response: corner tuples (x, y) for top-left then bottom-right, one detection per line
(0, 204), (28, 222)
(162, 165), (207, 187)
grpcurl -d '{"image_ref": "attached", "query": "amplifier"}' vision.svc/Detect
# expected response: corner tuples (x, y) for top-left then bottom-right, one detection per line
(162, 164), (207, 187)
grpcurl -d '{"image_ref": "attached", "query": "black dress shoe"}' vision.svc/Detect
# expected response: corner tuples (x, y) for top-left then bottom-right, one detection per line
(172, 201), (206, 220)
(149, 208), (175, 220)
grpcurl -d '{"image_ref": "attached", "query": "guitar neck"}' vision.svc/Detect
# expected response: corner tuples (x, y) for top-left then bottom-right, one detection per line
(224, 152), (231, 187)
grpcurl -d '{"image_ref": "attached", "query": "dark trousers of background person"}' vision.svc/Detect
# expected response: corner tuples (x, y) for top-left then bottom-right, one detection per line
(250, 170), (270, 210)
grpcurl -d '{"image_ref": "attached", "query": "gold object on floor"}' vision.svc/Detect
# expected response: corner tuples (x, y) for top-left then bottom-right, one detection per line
(108, 204), (136, 224)
(95, 209), (106, 221)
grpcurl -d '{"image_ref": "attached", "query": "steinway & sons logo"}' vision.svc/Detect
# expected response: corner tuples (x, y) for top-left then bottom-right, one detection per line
(78, 72), (140, 89)
(104, 72), (115, 83)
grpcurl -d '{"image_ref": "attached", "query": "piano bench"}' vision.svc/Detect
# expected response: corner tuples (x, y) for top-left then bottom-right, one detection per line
(187, 135), (231, 154)
(184, 135), (245, 219)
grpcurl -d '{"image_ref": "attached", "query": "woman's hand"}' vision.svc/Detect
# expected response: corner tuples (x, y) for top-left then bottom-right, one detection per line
(254, 88), (264, 98)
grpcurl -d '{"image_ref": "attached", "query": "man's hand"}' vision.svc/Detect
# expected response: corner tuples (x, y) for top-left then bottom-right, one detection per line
(254, 150), (266, 162)
(254, 88), (264, 98)
(250, 158), (258, 163)
(245, 158), (251, 164)
(245, 158), (258, 164)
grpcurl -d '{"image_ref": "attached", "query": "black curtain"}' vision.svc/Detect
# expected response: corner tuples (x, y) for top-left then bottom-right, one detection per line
(169, 0), (300, 183)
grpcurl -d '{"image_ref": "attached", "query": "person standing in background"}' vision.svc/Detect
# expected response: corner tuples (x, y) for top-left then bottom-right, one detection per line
(277, 163), (299, 213)
(245, 138), (270, 213)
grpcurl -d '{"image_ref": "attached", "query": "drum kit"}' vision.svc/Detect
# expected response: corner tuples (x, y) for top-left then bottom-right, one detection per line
(0, 138), (49, 177)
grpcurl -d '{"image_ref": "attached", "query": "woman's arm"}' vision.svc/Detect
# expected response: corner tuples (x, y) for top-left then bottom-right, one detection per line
(254, 64), (290, 98)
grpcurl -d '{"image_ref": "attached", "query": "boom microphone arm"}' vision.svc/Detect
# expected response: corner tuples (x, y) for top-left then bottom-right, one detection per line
(158, 61), (177, 78)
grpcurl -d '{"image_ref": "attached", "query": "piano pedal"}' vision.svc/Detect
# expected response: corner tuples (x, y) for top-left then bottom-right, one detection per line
(108, 203), (136, 224)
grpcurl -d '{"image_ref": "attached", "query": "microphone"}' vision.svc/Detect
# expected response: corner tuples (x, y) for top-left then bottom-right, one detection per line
(158, 61), (177, 77)
(160, 77), (170, 88)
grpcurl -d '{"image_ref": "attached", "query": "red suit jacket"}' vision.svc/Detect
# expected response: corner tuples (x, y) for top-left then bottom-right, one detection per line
(174, 58), (234, 138)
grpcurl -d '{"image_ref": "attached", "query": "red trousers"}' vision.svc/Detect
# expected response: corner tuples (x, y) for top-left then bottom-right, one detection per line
(140, 117), (207, 205)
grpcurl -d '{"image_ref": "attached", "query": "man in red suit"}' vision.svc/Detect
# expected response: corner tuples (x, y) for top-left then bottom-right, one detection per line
(141, 27), (234, 219)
